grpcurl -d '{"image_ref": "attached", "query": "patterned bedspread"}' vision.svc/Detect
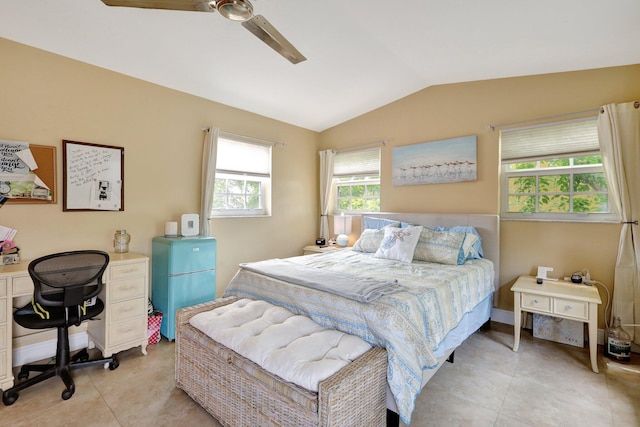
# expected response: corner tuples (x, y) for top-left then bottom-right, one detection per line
(223, 249), (494, 424)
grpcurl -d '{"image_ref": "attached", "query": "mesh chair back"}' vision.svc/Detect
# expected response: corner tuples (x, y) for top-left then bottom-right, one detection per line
(29, 251), (109, 310)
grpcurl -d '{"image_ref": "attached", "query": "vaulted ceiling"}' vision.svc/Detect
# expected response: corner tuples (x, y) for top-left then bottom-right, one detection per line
(1, 0), (638, 131)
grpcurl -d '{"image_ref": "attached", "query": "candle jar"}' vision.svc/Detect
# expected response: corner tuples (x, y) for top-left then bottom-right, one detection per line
(114, 230), (130, 253)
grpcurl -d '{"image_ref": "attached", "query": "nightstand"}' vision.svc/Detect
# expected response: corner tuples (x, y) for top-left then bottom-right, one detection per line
(511, 275), (602, 373)
(302, 245), (350, 255)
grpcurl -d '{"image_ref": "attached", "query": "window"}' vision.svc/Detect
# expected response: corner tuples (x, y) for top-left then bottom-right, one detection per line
(212, 135), (271, 217)
(334, 148), (380, 212)
(500, 117), (615, 222)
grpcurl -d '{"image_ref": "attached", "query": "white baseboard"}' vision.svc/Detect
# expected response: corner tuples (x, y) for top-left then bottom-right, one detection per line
(491, 308), (605, 346)
(13, 332), (89, 367)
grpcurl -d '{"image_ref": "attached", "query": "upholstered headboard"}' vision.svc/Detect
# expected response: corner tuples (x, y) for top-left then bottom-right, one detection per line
(361, 213), (500, 290)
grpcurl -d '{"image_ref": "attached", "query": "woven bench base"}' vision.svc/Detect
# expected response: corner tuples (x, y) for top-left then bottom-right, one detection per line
(176, 297), (387, 427)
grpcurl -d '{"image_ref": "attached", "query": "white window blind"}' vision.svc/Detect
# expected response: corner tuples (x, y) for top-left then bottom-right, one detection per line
(333, 148), (380, 177)
(501, 117), (599, 163)
(217, 137), (271, 177)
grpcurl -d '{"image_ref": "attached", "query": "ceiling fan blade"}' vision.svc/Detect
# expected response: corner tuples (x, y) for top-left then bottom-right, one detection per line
(101, 0), (214, 12)
(242, 15), (306, 65)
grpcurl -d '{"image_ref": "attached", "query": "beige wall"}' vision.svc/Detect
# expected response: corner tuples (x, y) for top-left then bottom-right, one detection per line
(0, 38), (319, 296)
(319, 65), (640, 328)
(3, 36), (640, 330)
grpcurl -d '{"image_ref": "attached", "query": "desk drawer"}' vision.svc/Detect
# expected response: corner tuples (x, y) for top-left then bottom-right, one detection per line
(110, 262), (147, 281)
(0, 301), (5, 323)
(109, 317), (146, 346)
(521, 294), (552, 313)
(110, 298), (145, 321)
(0, 279), (6, 297)
(12, 276), (32, 296)
(554, 298), (588, 320)
(109, 278), (146, 303)
(0, 325), (5, 350)
(0, 350), (6, 378)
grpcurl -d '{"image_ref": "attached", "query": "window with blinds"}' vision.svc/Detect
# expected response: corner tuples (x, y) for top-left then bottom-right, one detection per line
(212, 135), (272, 217)
(334, 148), (381, 212)
(500, 117), (615, 222)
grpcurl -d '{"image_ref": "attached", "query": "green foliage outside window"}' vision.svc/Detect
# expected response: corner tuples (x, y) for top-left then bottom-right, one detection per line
(507, 155), (608, 214)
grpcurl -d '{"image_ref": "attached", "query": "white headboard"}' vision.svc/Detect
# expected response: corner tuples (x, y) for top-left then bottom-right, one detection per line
(361, 213), (500, 290)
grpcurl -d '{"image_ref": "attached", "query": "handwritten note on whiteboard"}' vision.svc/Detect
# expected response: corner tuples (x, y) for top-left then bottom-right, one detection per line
(63, 140), (124, 211)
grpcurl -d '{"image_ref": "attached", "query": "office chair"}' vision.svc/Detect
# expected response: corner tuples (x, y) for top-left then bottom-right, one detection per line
(2, 250), (119, 406)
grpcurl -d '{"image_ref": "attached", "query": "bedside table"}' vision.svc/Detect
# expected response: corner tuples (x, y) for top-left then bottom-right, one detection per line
(302, 245), (350, 255)
(511, 275), (602, 373)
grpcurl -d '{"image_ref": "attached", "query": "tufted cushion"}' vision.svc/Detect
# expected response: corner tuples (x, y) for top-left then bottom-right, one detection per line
(189, 298), (372, 392)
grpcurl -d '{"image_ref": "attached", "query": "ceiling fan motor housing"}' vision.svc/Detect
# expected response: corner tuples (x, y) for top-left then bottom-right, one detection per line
(216, 0), (253, 21)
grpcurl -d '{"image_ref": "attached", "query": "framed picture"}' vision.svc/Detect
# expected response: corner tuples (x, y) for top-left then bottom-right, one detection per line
(392, 135), (477, 186)
(63, 140), (124, 211)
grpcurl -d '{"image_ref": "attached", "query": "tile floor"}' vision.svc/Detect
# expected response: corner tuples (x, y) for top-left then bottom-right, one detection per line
(1, 323), (638, 426)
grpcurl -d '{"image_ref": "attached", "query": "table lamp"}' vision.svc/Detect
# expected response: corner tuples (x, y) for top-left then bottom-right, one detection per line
(333, 214), (352, 247)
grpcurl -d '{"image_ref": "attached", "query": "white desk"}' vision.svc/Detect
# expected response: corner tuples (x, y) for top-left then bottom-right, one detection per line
(0, 252), (149, 391)
(511, 275), (602, 373)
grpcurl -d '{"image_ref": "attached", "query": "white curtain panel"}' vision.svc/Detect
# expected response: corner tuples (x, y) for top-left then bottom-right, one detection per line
(598, 102), (640, 343)
(200, 127), (219, 237)
(319, 149), (335, 238)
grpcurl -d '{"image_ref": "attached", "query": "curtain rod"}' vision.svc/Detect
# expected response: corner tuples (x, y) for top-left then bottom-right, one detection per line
(487, 108), (602, 131)
(334, 140), (387, 153)
(201, 127), (286, 147)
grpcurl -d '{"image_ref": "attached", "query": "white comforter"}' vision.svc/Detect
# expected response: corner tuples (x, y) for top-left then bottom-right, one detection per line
(224, 249), (494, 424)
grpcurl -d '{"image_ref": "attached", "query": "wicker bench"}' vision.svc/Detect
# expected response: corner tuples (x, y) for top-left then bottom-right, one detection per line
(175, 297), (387, 427)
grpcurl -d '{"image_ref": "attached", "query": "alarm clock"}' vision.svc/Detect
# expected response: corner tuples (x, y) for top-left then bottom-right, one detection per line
(315, 238), (326, 246)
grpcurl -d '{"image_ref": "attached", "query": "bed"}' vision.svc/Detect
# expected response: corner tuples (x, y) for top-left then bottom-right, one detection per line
(223, 212), (500, 425)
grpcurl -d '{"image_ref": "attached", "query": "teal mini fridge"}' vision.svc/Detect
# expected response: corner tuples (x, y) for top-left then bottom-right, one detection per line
(152, 236), (216, 340)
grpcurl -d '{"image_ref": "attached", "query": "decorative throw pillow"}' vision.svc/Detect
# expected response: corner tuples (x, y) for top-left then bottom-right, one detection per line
(352, 228), (386, 253)
(374, 226), (423, 263)
(363, 217), (400, 230)
(413, 227), (468, 265)
(434, 225), (484, 259)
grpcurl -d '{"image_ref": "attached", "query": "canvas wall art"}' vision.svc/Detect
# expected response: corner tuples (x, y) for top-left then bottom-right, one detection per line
(392, 135), (477, 186)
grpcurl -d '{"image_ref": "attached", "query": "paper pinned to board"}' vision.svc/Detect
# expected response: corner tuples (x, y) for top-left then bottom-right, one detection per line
(0, 224), (17, 242)
(16, 148), (38, 171)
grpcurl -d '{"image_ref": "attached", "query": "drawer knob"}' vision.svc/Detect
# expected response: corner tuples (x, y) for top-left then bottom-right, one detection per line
(566, 305), (573, 310)
(533, 299), (539, 304)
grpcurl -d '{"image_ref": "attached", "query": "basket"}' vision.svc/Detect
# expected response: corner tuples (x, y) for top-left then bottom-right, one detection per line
(147, 311), (163, 345)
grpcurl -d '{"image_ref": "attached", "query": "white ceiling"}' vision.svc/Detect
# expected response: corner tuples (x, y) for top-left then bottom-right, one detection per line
(1, 0), (639, 132)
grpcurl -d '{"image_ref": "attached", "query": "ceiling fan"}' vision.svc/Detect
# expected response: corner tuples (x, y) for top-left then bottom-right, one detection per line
(100, 0), (306, 64)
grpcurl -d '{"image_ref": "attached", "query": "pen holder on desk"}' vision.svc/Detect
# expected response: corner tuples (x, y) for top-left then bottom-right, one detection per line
(0, 253), (19, 265)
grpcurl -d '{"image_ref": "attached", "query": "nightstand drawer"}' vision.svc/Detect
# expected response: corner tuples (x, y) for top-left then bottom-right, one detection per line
(521, 294), (551, 312)
(554, 298), (588, 320)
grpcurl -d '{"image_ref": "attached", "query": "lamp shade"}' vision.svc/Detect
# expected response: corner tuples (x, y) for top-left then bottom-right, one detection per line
(333, 215), (352, 247)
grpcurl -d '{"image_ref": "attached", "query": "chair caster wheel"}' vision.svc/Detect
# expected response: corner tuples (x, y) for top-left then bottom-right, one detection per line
(109, 358), (119, 370)
(17, 369), (29, 380)
(61, 389), (74, 400)
(3, 391), (19, 406)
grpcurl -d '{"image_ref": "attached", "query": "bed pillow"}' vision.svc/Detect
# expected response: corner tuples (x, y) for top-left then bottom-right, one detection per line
(352, 228), (387, 253)
(374, 225), (423, 263)
(363, 217), (400, 230)
(412, 227), (468, 265)
(434, 226), (484, 259)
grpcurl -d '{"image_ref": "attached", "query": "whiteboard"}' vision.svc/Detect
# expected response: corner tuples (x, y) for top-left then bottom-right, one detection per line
(63, 140), (124, 211)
